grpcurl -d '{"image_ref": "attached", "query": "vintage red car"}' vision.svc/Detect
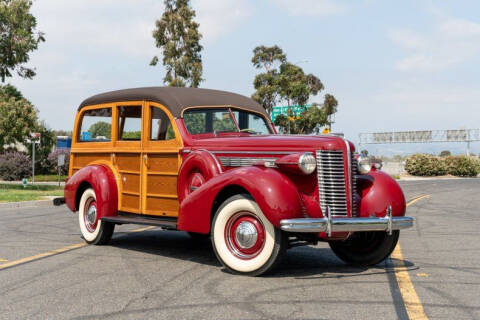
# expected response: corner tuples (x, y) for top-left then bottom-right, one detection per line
(63, 87), (413, 276)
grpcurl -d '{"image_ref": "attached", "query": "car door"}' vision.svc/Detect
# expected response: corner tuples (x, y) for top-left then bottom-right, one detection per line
(113, 102), (144, 214)
(141, 102), (183, 217)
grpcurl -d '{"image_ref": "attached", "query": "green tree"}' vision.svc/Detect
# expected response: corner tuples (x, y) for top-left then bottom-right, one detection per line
(88, 121), (111, 139)
(150, 0), (203, 87)
(0, 87), (38, 152)
(251, 45), (285, 115)
(0, 0), (45, 82)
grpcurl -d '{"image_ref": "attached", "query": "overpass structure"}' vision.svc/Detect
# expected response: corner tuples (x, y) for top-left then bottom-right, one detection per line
(358, 129), (480, 155)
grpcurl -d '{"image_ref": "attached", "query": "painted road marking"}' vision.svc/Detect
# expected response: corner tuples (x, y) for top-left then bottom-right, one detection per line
(0, 258), (8, 262)
(0, 226), (158, 271)
(390, 194), (430, 320)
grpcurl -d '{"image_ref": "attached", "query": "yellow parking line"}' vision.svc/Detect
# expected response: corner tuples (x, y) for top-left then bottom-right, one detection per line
(0, 258), (8, 262)
(0, 225), (158, 271)
(0, 243), (87, 270)
(407, 194), (430, 206)
(390, 194), (430, 320)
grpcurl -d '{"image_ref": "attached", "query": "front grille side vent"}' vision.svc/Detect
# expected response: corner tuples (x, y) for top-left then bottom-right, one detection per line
(316, 150), (348, 216)
(351, 154), (359, 216)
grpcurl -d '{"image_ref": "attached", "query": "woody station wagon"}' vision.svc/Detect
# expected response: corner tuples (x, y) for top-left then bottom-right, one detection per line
(63, 87), (413, 276)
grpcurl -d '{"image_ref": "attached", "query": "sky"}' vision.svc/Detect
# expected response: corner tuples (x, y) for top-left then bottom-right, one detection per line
(8, 0), (480, 155)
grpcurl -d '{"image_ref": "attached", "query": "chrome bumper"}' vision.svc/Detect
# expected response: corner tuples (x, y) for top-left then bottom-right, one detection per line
(280, 206), (413, 236)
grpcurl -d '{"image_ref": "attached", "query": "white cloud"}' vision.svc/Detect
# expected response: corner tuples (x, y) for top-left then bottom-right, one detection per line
(389, 16), (480, 72)
(192, 0), (253, 43)
(272, 0), (347, 16)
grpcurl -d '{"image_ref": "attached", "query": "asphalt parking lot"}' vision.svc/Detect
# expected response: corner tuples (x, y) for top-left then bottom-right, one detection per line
(0, 179), (479, 320)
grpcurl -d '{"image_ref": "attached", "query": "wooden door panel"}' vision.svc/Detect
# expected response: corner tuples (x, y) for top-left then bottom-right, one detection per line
(116, 152), (142, 213)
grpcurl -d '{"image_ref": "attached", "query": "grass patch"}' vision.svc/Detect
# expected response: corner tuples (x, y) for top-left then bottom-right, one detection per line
(390, 174), (401, 180)
(0, 183), (63, 203)
(28, 175), (67, 182)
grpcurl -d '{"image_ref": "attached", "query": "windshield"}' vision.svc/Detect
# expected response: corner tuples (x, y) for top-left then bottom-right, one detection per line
(183, 108), (272, 135)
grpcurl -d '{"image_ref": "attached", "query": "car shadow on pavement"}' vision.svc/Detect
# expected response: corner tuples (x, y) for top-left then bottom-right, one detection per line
(109, 229), (220, 267)
(108, 229), (416, 278)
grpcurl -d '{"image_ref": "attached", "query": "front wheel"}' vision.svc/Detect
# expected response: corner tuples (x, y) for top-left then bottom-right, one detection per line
(211, 194), (287, 276)
(78, 188), (115, 245)
(329, 231), (399, 266)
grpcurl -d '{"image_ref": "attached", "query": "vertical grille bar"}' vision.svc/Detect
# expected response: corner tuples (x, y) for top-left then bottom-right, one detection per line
(316, 150), (348, 216)
(351, 153), (359, 216)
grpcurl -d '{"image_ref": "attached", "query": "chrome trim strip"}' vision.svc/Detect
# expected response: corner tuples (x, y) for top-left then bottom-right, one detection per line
(211, 151), (312, 155)
(199, 149), (223, 173)
(343, 139), (352, 216)
(219, 157), (277, 167)
(280, 216), (414, 233)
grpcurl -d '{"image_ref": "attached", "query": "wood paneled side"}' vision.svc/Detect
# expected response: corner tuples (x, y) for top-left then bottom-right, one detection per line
(148, 154), (179, 172)
(73, 153), (111, 168)
(145, 198), (179, 217)
(120, 173), (140, 194)
(121, 194), (140, 212)
(146, 175), (177, 196)
(116, 153), (141, 172)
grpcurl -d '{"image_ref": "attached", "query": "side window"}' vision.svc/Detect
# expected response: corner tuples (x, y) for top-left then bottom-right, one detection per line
(79, 108), (112, 142)
(150, 106), (175, 141)
(118, 106), (142, 141)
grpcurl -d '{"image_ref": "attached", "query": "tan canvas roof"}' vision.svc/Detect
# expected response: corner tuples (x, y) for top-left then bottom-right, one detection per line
(78, 87), (267, 118)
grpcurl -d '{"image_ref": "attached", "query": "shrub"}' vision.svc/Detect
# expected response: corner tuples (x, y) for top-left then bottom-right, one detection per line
(439, 150), (451, 157)
(405, 154), (447, 176)
(0, 152), (32, 181)
(444, 156), (479, 177)
(47, 149), (70, 175)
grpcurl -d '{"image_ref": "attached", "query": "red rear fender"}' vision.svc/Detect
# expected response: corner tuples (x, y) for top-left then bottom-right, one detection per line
(64, 165), (118, 218)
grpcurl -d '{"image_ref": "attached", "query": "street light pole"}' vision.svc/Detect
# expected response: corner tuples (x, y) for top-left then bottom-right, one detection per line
(32, 141), (35, 184)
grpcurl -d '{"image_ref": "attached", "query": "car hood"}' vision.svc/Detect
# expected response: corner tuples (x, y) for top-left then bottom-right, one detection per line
(190, 134), (355, 153)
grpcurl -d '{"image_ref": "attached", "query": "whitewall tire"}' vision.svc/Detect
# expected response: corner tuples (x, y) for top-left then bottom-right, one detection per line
(78, 188), (114, 245)
(211, 194), (286, 276)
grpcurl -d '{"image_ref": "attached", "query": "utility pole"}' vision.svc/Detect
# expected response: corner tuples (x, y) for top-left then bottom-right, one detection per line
(32, 141), (35, 184)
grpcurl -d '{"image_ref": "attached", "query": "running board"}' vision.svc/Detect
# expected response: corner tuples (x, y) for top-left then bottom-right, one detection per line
(101, 215), (177, 230)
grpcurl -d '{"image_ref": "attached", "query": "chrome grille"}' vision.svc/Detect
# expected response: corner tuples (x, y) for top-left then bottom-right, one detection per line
(316, 150), (348, 216)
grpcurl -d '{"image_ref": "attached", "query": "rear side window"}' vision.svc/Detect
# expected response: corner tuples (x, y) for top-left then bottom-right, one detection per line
(118, 106), (142, 141)
(79, 108), (112, 142)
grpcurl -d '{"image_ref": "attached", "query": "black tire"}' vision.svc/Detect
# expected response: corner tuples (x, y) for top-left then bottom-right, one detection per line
(78, 188), (115, 245)
(329, 231), (399, 266)
(211, 194), (287, 276)
(187, 232), (210, 240)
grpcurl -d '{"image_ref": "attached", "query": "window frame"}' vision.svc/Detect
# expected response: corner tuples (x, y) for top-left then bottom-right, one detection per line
(181, 106), (274, 137)
(75, 105), (114, 146)
(143, 102), (183, 149)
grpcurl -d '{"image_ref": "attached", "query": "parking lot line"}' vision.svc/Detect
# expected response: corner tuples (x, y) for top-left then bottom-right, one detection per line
(0, 243), (87, 270)
(390, 194), (430, 320)
(0, 258), (8, 262)
(0, 226), (158, 271)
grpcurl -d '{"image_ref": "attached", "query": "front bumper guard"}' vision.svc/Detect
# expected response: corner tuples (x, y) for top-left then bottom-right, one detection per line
(280, 206), (413, 236)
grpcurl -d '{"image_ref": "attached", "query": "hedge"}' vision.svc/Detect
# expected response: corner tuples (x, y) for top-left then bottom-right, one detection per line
(0, 152), (32, 181)
(405, 154), (479, 177)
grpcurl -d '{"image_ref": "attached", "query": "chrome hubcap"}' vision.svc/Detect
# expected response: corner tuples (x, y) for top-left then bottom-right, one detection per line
(86, 205), (97, 225)
(234, 221), (258, 249)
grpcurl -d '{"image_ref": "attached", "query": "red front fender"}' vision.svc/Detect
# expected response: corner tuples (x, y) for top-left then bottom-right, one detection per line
(177, 166), (304, 234)
(358, 169), (406, 217)
(64, 165), (118, 219)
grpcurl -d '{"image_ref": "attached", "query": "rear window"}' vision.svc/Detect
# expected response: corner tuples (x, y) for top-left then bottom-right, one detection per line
(79, 108), (112, 142)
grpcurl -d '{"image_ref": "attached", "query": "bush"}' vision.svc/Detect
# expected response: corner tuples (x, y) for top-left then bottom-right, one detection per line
(47, 149), (70, 175)
(0, 152), (32, 181)
(444, 156), (479, 177)
(405, 154), (447, 176)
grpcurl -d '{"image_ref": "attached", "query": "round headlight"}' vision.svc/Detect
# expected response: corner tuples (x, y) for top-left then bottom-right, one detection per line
(298, 153), (316, 174)
(357, 156), (372, 174)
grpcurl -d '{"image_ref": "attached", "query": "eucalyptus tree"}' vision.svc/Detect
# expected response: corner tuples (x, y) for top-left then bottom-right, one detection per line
(0, 0), (45, 82)
(151, 0), (203, 87)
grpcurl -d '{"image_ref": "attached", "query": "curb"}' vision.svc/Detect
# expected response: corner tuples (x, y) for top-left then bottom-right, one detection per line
(0, 199), (59, 209)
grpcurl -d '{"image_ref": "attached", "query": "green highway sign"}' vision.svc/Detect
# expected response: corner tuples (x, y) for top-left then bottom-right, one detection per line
(271, 105), (312, 121)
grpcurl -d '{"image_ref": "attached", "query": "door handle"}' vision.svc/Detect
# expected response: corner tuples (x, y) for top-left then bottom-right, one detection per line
(143, 154), (150, 169)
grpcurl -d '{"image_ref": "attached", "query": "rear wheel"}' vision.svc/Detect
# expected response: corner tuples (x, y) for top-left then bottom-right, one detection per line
(211, 194), (287, 276)
(78, 188), (114, 245)
(329, 231), (399, 266)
